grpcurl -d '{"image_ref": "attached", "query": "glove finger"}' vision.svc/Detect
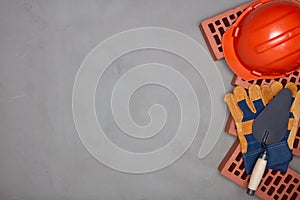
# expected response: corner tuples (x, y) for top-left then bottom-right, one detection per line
(288, 90), (300, 149)
(285, 82), (297, 98)
(270, 81), (283, 96)
(224, 93), (243, 123)
(291, 90), (300, 118)
(233, 86), (256, 114)
(249, 84), (264, 114)
(224, 93), (248, 153)
(261, 85), (274, 106)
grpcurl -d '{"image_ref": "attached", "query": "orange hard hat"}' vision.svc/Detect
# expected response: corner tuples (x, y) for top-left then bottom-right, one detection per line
(222, 0), (300, 80)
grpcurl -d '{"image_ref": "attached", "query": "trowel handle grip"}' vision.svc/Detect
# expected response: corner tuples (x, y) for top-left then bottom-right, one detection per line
(247, 153), (267, 196)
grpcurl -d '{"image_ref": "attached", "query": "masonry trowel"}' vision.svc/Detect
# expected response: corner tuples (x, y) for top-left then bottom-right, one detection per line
(247, 88), (292, 196)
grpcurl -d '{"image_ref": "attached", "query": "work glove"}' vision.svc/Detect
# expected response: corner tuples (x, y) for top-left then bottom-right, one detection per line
(224, 82), (300, 174)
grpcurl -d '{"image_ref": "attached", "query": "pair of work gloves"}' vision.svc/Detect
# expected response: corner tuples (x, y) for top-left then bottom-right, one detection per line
(225, 82), (300, 174)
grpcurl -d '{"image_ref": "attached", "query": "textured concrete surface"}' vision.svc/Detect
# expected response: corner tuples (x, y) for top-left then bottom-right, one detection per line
(0, 0), (298, 200)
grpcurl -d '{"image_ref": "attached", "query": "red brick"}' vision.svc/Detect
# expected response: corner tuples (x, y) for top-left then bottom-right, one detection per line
(199, 1), (252, 60)
(219, 139), (300, 200)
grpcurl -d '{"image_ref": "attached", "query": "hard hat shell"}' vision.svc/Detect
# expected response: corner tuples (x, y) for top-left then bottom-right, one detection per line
(222, 0), (300, 80)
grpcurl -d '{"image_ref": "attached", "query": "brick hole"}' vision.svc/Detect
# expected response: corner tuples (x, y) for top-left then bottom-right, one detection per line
(213, 35), (221, 45)
(294, 138), (299, 149)
(229, 14), (235, 20)
(222, 17), (230, 27)
(267, 186), (275, 196)
(274, 194), (279, 200)
(265, 176), (273, 186)
(284, 174), (292, 183)
(297, 184), (300, 192)
(236, 11), (242, 17)
(218, 27), (225, 36)
(261, 186), (266, 192)
(263, 169), (269, 178)
(256, 79), (263, 85)
(215, 20), (221, 26)
(218, 46), (223, 53)
(228, 163), (236, 172)
(274, 176), (282, 186)
(291, 192), (298, 200)
(297, 128), (300, 137)
(238, 163), (244, 170)
(281, 79), (288, 86)
(241, 171), (248, 180)
(282, 194), (288, 200)
(271, 170), (278, 175)
(265, 79), (271, 83)
(297, 85), (300, 91)
(248, 80), (255, 84)
(287, 184), (295, 194)
(291, 77), (296, 83)
(280, 171), (286, 176)
(208, 23), (216, 33)
(236, 153), (242, 162)
(234, 170), (240, 176)
(293, 178), (299, 184)
(293, 71), (299, 76)
(277, 184), (286, 194)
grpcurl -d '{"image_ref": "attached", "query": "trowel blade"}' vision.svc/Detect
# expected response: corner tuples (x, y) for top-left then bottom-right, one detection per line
(252, 88), (292, 144)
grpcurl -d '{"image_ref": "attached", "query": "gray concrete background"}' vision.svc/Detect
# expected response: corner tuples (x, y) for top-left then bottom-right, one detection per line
(0, 0), (299, 200)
